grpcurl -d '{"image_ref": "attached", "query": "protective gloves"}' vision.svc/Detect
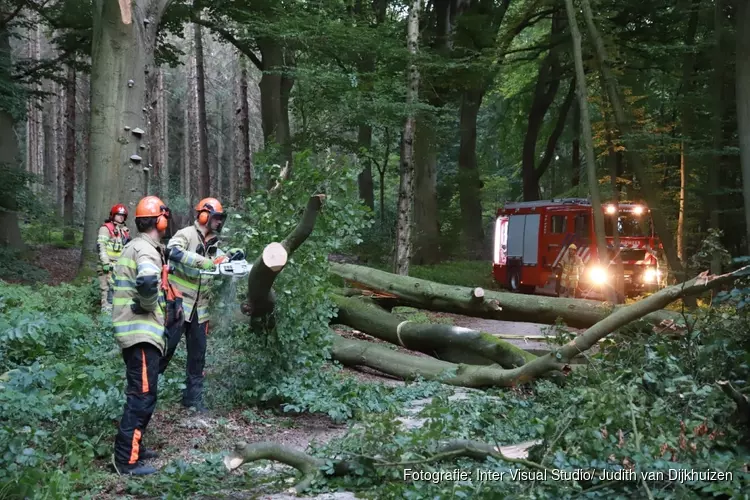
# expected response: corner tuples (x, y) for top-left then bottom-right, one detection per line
(201, 260), (216, 271)
(102, 263), (110, 273)
(228, 248), (245, 261)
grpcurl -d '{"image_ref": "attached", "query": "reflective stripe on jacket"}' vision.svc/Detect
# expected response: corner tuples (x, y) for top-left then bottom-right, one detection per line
(560, 254), (584, 289)
(97, 222), (130, 268)
(112, 233), (166, 354)
(167, 222), (224, 324)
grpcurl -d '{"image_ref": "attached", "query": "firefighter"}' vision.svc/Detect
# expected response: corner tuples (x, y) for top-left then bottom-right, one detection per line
(559, 243), (584, 298)
(97, 204), (131, 311)
(111, 196), (172, 476)
(160, 197), (245, 412)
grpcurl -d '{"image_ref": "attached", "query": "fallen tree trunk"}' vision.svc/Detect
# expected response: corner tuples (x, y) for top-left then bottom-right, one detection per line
(242, 194), (325, 317)
(331, 267), (750, 387)
(331, 263), (686, 329)
(332, 294), (536, 368)
(224, 438), (541, 493)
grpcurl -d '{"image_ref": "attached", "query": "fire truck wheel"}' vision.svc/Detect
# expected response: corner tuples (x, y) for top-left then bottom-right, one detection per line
(509, 269), (521, 292)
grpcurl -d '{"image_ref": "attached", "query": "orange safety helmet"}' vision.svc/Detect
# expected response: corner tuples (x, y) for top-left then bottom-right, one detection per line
(135, 196), (170, 232)
(110, 203), (128, 220)
(195, 197), (226, 227)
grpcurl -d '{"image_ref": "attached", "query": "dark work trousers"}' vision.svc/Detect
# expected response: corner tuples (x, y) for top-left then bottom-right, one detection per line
(159, 315), (208, 407)
(114, 343), (161, 465)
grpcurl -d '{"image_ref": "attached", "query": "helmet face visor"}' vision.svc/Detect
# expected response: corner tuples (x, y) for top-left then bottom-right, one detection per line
(208, 211), (226, 232)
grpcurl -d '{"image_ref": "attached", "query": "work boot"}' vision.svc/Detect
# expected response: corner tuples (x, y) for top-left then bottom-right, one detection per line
(183, 400), (208, 414)
(140, 447), (159, 460)
(113, 460), (157, 476)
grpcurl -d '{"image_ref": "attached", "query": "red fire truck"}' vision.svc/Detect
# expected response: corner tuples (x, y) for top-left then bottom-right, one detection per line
(492, 198), (662, 298)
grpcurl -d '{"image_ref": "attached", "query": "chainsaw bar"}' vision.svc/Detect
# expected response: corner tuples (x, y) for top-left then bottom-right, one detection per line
(200, 260), (252, 277)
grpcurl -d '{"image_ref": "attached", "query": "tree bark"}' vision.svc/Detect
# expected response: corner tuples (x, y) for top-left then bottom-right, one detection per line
(81, 0), (170, 267)
(242, 195), (325, 318)
(194, 22), (210, 199)
(0, 22), (24, 249)
(564, 0), (610, 302)
(147, 65), (167, 198)
(358, 124), (375, 210)
(331, 263), (685, 329)
(187, 27), (199, 205)
(709, 0), (724, 273)
(522, 19), (562, 201)
(457, 88), (485, 259)
(394, 0), (421, 276)
(332, 294), (536, 368)
(233, 52), (252, 201)
(257, 37), (293, 171)
(333, 265), (750, 387)
(413, 114), (440, 264)
(571, 93), (581, 188)
(43, 80), (59, 199)
(578, 0), (687, 285)
(606, 126), (625, 303)
(677, 0), (700, 263)
(63, 66), (76, 243)
(736, 0), (750, 254)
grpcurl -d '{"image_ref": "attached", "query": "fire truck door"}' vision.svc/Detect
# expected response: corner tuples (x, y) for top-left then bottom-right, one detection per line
(506, 214), (540, 265)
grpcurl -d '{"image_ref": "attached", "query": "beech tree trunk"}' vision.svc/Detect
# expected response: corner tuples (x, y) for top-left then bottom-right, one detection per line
(194, 22), (210, 199)
(709, 0), (725, 273)
(257, 38), (294, 172)
(677, 141), (686, 262)
(43, 81), (59, 198)
(564, 0), (610, 301)
(571, 94), (581, 188)
(332, 294), (536, 368)
(331, 263), (684, 329)
(81, 0), (171, 267)
(736, 0), (750, 254)
(457, 88), (485, 259)
(147, 66), (168, 198)
(522, 19), (562, 201)
(26, 22), (42, 191)
(0, 22), (24, 249)
(413, 115), (440, 264)
(241, 195), (325, 318)
(332, 266), (750, 387)
(187, 28), (199, 205)
(357, 124), (375, 210)
(233, 53), (252, 202)
(63, 66), (76, 243)
(394, 0), (420, 276)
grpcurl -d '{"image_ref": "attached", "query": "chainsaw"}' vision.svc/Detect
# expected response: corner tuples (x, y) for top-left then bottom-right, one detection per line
(200, 259), (252, 277)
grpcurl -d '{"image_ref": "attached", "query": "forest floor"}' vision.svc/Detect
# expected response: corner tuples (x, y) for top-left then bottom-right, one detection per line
(27, 247), (559, 498)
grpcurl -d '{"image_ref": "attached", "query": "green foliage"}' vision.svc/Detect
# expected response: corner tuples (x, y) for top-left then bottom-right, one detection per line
(207, 151), (382, 420)
(0, 248), (49, 283)
(0, 281), (185, 497)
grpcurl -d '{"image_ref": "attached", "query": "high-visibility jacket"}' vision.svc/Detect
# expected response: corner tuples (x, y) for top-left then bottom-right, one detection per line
(167, 222), (224, 324)
(560, 253), (584, 289)
(111, 233), (167, 354)
(97, 221), (130, 270)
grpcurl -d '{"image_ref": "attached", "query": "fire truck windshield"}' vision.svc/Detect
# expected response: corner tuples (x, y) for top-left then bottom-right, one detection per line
(604, 213), (651, 237)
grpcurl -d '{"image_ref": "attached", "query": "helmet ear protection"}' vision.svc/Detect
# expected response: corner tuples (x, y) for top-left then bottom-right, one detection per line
(197, 203), (226, 228)
(197, 208), (210, 226)
(156, 205), (170, 232)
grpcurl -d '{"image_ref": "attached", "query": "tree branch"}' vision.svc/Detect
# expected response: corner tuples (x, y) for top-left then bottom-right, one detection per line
(535, 77), (576, 179)
(190, 14), (263, 71)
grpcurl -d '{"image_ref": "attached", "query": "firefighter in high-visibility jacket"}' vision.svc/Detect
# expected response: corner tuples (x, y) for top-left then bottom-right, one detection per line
(161, 197), (244, 411)
(111, 196), (174, 476)
(97, 204), (131, 311)
(559, 243), (584, 298)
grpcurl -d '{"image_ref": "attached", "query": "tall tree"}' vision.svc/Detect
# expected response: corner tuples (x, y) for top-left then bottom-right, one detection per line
(579, 0), (687, 283)
(63, 65), (76, 242)
(564, 0), (609, 291)
(81, 0), (173, 266)
(736, 0), (750, 254)
(233, 52), (252, 203)
(194, 21), (210, 199)
(394, 0), (420, 275)
(0, 19), (24, 249)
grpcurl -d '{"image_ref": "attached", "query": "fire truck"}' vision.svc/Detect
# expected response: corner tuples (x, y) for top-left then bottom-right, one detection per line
(492, 198), (662, 298)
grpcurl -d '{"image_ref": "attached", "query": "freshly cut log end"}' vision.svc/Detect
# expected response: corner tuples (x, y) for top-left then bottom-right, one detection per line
(472, 287), (485, 299)
(262, 242), (288, 272)
(224, 454), (244, 471)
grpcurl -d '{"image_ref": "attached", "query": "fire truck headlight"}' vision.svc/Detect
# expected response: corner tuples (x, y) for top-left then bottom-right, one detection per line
(606, 204), (616, 215)
(588, 265), (608, 285)
(643, 268), (661, 283)
(633, 205), (644, 215)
